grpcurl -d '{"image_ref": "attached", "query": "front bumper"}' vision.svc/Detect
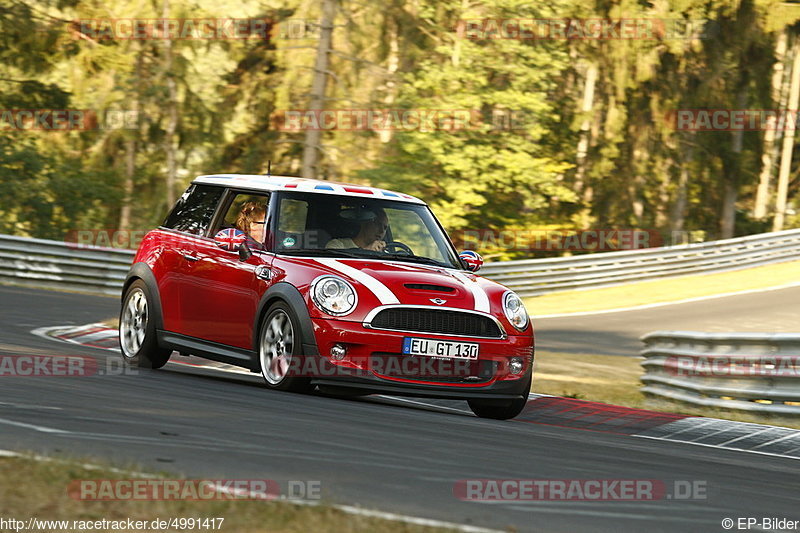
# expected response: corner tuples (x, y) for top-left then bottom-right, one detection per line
(306, 316), (534, 397)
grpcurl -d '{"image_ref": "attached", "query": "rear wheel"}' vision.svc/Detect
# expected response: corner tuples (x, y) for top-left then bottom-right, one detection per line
(258, 302), (312, 392)
(468, 375), (531, 420)
(119, 280), (172, 369)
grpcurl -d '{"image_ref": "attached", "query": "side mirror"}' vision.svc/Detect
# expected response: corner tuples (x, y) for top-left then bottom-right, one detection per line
(214, 228), (254, 261)
(214, 228), (247, 252)
(238, 242), (252, 262)
(459, 250), (483, 272)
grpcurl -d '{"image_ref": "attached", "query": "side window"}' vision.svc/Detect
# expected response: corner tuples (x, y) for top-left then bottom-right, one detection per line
(211, 193), (270, 247)
(163, 184), (224, 236)
(276, 197), (325, 250)
(278, 198), (308, 234)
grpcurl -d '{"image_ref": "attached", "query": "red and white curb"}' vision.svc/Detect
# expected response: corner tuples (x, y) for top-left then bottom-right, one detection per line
(32, 323), (800, 460)
(32, 323), (119, 351)
(31, 323), (252, 376)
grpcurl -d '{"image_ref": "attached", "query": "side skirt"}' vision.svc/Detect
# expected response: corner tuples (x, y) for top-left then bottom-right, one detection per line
(157, 331), (258, 371)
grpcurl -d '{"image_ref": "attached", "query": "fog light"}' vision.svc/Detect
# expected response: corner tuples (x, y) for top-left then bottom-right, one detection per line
(509, 357), (524, 375)
(331, 344), (347, 361)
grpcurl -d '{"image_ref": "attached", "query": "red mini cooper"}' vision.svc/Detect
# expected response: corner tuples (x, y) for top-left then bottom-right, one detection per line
(119, 175), (534, 419)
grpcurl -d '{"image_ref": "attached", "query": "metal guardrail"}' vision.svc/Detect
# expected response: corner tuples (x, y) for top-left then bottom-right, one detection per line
(0, 234), (134, 296)
(641, 331), (800, 415)
(480, 228), (800, 297)
(0, 228), (798, 297)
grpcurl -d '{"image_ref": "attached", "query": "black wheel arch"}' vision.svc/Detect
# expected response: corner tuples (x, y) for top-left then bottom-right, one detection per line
(254, 282), (319, 356)
(122, 263), (165, 332)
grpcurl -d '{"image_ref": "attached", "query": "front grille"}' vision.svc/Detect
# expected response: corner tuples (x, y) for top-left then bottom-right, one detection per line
(368, 308), (503, 338)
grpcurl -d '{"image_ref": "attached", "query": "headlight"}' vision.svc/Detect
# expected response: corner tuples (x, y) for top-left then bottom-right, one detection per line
(311, 276), (357, 316)
(503, 291), (529, 331)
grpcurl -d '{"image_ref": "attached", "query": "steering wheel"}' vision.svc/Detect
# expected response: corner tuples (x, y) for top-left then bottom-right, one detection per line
(384, 241), (414, 256)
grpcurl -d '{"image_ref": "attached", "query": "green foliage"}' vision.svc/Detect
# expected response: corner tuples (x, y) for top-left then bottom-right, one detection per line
(0, 0), (797, 253)
(360, 0), (576, 236)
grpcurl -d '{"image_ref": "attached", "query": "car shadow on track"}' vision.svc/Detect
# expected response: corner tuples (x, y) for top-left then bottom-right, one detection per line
(162, 361), (478, 417)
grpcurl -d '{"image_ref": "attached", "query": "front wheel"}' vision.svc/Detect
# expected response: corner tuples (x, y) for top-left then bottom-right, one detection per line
(258, 302), (312, 393)
(119, 280), (172, 369)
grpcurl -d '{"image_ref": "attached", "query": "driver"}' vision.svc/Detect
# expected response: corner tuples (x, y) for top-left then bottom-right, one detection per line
(326, 207), (388, 251)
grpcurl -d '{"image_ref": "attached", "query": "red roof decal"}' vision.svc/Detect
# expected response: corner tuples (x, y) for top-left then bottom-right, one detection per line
(343, 187), (374, 194)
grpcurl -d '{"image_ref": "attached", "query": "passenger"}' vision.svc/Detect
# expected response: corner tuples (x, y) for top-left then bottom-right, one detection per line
(236, 201), (267, 249)
(326, 207), (388, 251)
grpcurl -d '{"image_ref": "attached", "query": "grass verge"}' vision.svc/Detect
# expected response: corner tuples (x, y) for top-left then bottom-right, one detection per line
(0, 454), (457, 533)
(524, 260), (800, 315)
(533, 350), (800, 430)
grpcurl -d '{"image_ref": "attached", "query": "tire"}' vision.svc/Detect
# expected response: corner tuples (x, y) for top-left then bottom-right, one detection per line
(257, 302), (312, 393)
(468, 374), (531, 420)
(119, 280), (172, 369)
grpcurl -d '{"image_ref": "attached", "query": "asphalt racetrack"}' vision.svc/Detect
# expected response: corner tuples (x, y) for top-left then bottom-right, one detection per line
(535, 284), (800, 355)
(1, 285), (799, 532)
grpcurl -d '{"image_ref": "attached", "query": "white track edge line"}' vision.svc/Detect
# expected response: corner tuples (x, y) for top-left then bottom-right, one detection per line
(631, 434), (800, 461)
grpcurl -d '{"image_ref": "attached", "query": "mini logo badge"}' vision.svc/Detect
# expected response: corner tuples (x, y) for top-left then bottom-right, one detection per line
(430, 298), (447, 305)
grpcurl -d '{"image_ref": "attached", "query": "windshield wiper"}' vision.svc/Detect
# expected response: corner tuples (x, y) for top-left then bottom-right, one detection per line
(278, 249), (368, 259)
(280, 248), (453, 268)
(382, 253), (449, 268)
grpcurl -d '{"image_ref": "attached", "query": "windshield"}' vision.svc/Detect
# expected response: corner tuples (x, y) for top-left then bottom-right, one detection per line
(270, 191), (461, 269)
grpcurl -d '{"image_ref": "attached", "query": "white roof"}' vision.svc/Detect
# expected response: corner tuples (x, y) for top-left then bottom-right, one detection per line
(193, 174), (426, 204)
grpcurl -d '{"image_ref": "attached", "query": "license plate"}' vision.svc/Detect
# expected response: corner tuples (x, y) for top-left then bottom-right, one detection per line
(402, 337), (479, 359)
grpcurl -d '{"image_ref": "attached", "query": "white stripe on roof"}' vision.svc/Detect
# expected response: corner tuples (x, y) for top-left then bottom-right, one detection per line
(193, 174), (425, 204)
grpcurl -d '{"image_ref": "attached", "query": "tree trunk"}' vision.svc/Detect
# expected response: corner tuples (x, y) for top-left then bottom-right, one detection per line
(630, 183), (644, 223)
(121, 138), (135, 231)
(720, 90), (747, 239)
(720, 181), (738, 239)
(655, 155), (671, 229)
(163, 0), (178, 207)
(754, 30), (788, 219)
(670, 143), (692, 234)
(301, 0), (336, 179)
(378, 17), (399, 144)
(574, 61), (598, 192)
(574, 61), (598, 228)
(119, 48), (143, 233)
(774, 35), (800, 231)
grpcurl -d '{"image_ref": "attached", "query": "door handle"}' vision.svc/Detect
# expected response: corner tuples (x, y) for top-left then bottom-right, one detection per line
(182, 253), (199, 262)
(254, 265), (271, 280)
